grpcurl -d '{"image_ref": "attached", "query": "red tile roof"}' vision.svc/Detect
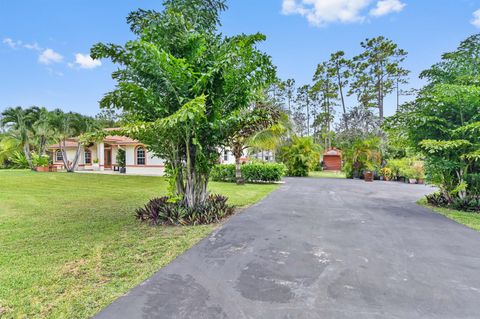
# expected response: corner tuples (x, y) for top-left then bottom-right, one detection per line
(48, 128), (141, 149)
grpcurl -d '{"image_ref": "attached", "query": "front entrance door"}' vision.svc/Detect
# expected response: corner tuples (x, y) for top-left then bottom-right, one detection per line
(104, 149), (112, 169)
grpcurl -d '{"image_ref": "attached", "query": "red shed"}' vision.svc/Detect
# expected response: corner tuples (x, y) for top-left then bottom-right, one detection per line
(323, 148), (342, 171)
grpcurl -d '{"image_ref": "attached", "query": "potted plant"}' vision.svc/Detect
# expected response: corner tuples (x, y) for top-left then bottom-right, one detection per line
(92, 158), (100, 171)
(363, 162), (376, 182)
(413, 161), (425, 184)
(116, 149), (126, 174)
(380, 167), (393, 181)
(403, 167), (417, 184)
(32, 153), (50, 172)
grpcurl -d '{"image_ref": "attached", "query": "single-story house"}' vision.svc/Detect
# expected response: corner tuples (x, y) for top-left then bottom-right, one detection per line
(48, 129), (276, 175)
(48, 129), (166, 175)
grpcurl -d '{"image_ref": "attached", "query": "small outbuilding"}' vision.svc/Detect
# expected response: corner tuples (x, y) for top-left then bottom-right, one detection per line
(322, 148), (342, 171)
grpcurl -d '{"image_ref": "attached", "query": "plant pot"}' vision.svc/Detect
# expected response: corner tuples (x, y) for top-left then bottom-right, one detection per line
(36, 166), (49, 172)
(409, 178), (417, 184)
(364, 171), (374, 182)
(92, 163), (100, 171)
(384, 176), (391, 181)
(120, 167), (126, 174)
(417, 179), (424, 184)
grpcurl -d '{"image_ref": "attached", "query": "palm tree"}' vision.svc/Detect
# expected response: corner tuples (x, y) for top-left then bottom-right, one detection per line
(31, 108), (54, 155)
(50, 110), (98, 172)
(0, 134), (21, 167)
(0, 106), (39, 169)
(247, 112), (293, 155)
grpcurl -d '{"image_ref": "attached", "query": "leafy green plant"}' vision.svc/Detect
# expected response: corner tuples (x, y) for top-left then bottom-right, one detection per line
(380, 167), (393, 180)
(210, 165), (236, 183)
(279, 136), (322, 177)
(116, 149), (126, 168)
(10, 151), (29, 169)
(136, 194), (235, 226)
(210, 163), (285, 183)
(342, 136), (381, 178)
(31, 152), (50, 168)
(385, 34), (480, 209)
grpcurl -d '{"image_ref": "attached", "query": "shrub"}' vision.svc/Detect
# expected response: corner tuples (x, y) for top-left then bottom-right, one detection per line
(210, 163), (285, 183)
(32, 153), (50, 168)
(241, 163), (285, 182)
(426, 192), (480, 212)
(279, 136), (321, 177)
(451, 196), (480, 212)
(136, 194), (235, 226)
(210, 164), (236, 182)
(116, 149), (126, 167)
(10, 151), (29, 169)
(426, 192), (450, 207)
(466, 173), (480, 196)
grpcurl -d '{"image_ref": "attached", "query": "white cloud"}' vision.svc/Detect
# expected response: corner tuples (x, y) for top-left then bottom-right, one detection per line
(370, 0), (405, 17)
(472, 9), (480, 28)
(23, 42), (42, 51)
(282, 0), (405, 26)
(2, 37), (22, 49)
(282, 0), (371, 26)
(73, 53), (102, 69)
(38, 48), (63, 65)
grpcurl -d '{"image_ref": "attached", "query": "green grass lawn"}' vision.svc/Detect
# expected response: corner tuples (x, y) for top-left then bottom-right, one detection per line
(309, 171), (346, 179)
(0, 170), (278, 319)
(418, 198), (480, 232)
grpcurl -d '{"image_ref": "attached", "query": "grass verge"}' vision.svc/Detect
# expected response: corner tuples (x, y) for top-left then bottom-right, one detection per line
(309, 171), (346, 179)
(418, 198), (480, 232)
(0, 170), (278, 318)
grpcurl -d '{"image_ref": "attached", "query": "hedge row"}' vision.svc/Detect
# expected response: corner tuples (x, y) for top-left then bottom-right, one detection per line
(211, 163), (286, 183)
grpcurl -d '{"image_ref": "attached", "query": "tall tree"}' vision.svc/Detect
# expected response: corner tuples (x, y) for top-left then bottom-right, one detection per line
(282, 78), (296, 115)
(295, 85), (312, 136)
(328, 51), (351, 129)
(313, 62), (337, 149)
(350, 36), (409, 121)
(91, 0), (275, 209)
(385, 34), (480, 202)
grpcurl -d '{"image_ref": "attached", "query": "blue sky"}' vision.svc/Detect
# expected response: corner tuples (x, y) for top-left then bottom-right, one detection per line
(1, 0), (480, 118)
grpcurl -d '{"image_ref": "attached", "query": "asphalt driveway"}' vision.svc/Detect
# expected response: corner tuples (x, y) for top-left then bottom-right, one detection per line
(95, 178), (480, 319)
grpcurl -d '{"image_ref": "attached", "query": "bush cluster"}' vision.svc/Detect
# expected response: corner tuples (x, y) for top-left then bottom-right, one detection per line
(426, 193), (480, 213)
(384, 158), (425, 180)
(136, 194), (235, 225)
(210, 163), (286, 183)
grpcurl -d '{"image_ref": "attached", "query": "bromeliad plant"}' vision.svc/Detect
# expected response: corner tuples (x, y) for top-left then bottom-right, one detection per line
(136, 194), (234, 225)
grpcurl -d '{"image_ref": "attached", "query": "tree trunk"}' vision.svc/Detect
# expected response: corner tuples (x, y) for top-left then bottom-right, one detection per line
(232, 142), (245, 185)
(67, 144), (82, 172)
(23, 143), (34, 170)
(336, 66), (349, 130)
(183, 140), (209, 209)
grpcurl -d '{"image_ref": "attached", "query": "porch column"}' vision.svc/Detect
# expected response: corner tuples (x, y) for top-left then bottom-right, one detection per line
(97, 142), (105, 171)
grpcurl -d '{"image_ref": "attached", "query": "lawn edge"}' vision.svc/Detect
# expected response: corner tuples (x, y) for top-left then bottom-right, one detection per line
(417, 197), (480, 232)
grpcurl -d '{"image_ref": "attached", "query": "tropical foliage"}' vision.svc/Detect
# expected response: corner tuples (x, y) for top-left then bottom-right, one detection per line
(91, 0), (276, 209)
(279, 136), (322, 177)
(386, 34), (480, 209)
(341, 136), (382, 178)
(0, 106), (101, 172)
(211, 163), (286, 183)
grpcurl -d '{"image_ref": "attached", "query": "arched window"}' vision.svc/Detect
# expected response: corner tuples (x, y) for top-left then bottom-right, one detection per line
(136, 146), (146, 165)
(55, 150), (63, 162)
(84, 149), (92, 164)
